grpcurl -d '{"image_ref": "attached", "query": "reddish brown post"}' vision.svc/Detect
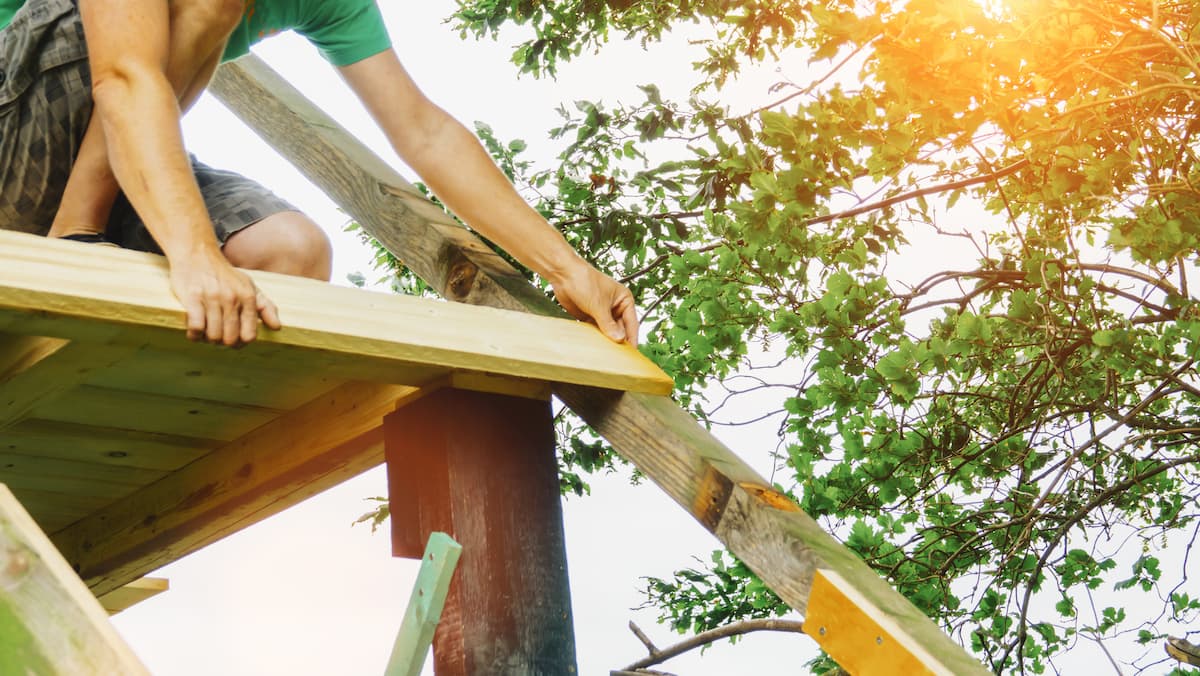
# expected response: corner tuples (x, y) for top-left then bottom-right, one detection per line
(384, 388), (577, 675)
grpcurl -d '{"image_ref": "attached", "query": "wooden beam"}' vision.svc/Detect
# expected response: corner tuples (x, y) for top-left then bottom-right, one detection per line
(97, 577), (169, 616)
(51, 381), (420, 596)
(384, 533), (461, 676)
(0, 230), (671, 396)
(210, 56), (989, 674)
(0, 484), (149, 674)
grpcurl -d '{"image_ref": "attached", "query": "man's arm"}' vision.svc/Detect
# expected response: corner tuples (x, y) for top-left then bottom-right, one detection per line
(77, 0), (279, 346)
(338, 50), (639, 345)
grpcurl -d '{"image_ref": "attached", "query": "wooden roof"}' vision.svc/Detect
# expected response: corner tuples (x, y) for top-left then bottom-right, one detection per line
(0, 229), (670, 594)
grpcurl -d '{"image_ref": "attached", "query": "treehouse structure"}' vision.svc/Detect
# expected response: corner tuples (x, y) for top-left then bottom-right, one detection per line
(0, 56), (989, 675)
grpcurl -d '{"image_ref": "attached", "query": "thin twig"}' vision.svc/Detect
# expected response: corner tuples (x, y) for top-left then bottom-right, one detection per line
(619, 618), (806, 671)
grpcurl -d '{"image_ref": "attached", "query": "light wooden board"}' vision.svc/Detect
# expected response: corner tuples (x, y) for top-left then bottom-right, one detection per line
(1, 418), (219, 471)
(81, 345), (338, 410)
(29, 385), (282, 443)
(210, 56), (987, 674)
(97, 577), (169, 616)
(0, 484), (150, 674)
(0, 229), (672, 396)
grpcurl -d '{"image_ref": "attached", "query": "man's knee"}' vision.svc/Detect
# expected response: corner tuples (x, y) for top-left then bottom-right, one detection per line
(223, 212), (333, 282)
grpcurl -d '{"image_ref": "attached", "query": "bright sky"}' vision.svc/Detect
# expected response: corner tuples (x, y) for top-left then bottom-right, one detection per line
(109, 2), (811, 674)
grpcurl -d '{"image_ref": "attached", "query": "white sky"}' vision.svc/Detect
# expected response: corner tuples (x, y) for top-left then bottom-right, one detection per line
(109, 2), (812, 674)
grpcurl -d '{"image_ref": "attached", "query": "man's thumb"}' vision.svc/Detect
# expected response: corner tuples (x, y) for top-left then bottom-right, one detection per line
(596, 313), (626, 343)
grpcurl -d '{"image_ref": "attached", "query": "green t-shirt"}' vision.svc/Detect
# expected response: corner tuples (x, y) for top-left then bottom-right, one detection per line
(0, 0), (392, 67)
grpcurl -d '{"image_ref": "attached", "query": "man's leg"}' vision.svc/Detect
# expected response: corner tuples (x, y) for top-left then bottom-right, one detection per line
(0, 0), (93, 235)
(222, 212), (333, 282)
(107, 157), (333, 282)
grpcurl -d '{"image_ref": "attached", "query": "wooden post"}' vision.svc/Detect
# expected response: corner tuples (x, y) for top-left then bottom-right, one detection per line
(384, 388), (577, 675)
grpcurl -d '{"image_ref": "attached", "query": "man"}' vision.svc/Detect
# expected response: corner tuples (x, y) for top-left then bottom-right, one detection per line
(0, 0), (639, 346)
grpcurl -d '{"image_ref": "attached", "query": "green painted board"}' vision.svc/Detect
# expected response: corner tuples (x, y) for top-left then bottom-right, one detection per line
(384, 532), (462, 676)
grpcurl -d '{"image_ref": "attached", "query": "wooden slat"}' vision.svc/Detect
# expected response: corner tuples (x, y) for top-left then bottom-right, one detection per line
(0, 452), (165, 488)
(83, 345), (338, 410)
(0, 229), (672, 397)
(0, 484), (150, 675)
(52, 381), (420, 596)
(30, 385), (282, 442)
(0, 335), (137, 430)
(210, 56), (988, 674)
(803, 569), (952, 676)
(97, 577), (169, 616)
(1, 418), (218, 471)
(384, 532), (462, 676)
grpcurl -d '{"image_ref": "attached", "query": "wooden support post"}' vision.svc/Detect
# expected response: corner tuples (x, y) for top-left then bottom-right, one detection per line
(384, 389), (577, 675)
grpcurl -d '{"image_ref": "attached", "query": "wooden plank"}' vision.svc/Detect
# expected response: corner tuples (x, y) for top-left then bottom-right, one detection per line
(0, 229), (672, 396)
(97, 577), (169, 616)
(0, 335), (137, 430)
(83, 345), (339, 410)
(210, 56), (988, 674)
(803, 569), (952, 675)
(1, 418), (218, 471)
(385, 389), (577, 674)
(52, 381), (421, 596)
(384, 533), (462, 676)
(2, 487), (114, 534)
(30, 385), (283, 442)
(0, 484), (150, 675)
(0, 452), (165, 487)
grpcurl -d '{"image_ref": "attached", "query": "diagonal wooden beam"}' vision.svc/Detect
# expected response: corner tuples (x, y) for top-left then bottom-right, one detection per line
(51, 381), (419, 596)
(210, 56), (989, 675)
(0, 334), (136, 430)
(0, 484), (150, 674)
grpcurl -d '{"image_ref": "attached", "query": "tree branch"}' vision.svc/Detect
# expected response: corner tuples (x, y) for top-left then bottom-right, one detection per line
(615, 618), (806, 673)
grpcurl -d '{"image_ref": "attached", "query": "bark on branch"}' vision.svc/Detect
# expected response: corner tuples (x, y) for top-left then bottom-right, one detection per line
(612, 618), (806, 674)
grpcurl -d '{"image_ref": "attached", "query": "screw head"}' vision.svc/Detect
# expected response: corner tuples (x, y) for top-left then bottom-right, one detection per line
(819, 626), (827, 636)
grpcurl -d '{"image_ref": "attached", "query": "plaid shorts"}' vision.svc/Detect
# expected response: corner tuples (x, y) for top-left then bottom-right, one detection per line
(0, 0), (296, 252)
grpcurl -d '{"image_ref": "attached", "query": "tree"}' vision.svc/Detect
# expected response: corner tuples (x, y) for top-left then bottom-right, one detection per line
(364, 1), (1200, 672)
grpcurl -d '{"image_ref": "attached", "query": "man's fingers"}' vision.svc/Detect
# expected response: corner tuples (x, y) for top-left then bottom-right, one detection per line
(593, 306), (627, 344)
(257, 291), (281, 331)
(184, 298), (206, 342)
(204, 297), (224, 344)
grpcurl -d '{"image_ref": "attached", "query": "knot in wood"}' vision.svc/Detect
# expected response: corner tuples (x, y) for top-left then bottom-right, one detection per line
(0, 546), (31, 590)
(447, 260), (479, 301)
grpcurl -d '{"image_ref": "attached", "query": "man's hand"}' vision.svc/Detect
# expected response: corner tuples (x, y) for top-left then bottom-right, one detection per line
(169, 244), (281, 346)
(550, 261), (639, 346)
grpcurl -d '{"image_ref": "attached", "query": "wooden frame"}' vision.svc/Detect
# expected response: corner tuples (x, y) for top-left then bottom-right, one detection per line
(210, 56), (989, 674)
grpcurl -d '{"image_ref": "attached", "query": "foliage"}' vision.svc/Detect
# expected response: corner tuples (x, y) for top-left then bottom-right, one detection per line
(361, 0), (1200, 672)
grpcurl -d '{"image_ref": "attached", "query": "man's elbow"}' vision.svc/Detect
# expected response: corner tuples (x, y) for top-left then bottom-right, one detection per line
(90, 60), (172, 116)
